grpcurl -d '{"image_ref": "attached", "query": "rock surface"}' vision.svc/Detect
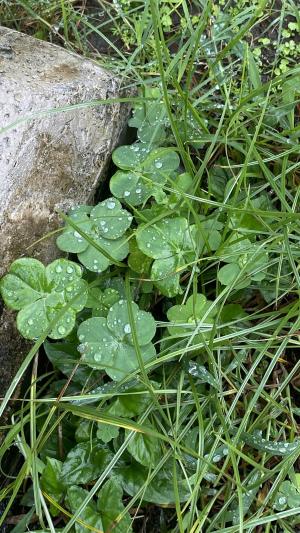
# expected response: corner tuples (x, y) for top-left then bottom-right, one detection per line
(0, 26), (131, 421)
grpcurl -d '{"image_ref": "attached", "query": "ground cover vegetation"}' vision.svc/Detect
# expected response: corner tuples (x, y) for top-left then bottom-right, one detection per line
(1, 0), (300, 531)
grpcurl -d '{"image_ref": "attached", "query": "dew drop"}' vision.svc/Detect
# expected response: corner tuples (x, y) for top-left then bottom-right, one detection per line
(55, 265), (63, 273)
(124, 191), (130, 197)
(28, 318), (34, 326)
(124, 324), (131, 334)
(107, 200), (116, 209)
(155, 160), (163, 168)
(58, 325), (66, 335)
(66, 266), (73, 274)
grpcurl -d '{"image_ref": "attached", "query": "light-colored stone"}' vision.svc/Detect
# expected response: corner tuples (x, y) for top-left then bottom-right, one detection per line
(0, 26), (131, 422)
(0, 25), (130, 276)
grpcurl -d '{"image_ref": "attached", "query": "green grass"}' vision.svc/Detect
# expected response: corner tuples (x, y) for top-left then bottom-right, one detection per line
(1, 1), (300, 532)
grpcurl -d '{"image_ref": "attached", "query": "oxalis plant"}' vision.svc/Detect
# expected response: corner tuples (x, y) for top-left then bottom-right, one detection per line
(1, 89), (299, 532)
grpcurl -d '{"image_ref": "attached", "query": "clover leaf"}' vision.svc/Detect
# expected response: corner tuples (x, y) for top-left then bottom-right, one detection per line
(77, 299), (156, 380)
(0, 258), (87, 340)
(128, 87), (167, 144)
(86, 287), (121, 317)
(56, 199), (132, 273)
(167, 293), (217, 342)
(273, 480), (300, 511)
(136, 217), (195, 296)
(110, 146), (180, 206)
(217, 232), (268, 287)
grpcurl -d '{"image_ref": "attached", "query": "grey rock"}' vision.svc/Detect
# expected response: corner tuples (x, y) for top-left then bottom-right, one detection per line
(0, 26), (131, 423)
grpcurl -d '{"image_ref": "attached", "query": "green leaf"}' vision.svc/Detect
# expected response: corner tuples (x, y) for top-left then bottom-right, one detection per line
(77, 232), (129, 273)
(112, 143), (148, 170)
(218, 262), (241, 286)
(1, 258), (87, 340)
(110, 170), (149, 206)
(188, 362), (219, 390)
(56, 206), (92, 253)
(90, 198), (132, 240)
(218, 233), (252, 263)
(0, 258), (46, 310)
(136, 217), (194, 296)
(44, 341), (93, 386)
(10, 509), (35, 533)
(60, 441), (113, 485)
(239, 431), (300, 456)
(40, 458), (66, 507)
(274, 481), (300, 511)
(96, 423), (119, 443)
(98, 478), (132, 533)
(77, 300), (156, 381)
(125, 423), (161, 466)
(117, 462), (193, 504)
(111, 146), (180, 206)
(106, 384), (153, 417)
(57, 201), (131, 273)
(66, 480), (132, 533)
(167, 294), (216, 341)
(66, 486), (103, 533)
(128, 239), (152, 274)
(106, 300), (156, 346)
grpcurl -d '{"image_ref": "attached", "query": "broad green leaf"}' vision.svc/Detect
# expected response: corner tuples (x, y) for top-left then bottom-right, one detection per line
(106, 384), (153, 417)
(44, 341), (93, 386)
(111, 146), (179, 206)
(66, 486), (103, 533)
(117, 462), (193, 504)
(98, 478), (132, 533)
(125, 423), (161, 466)
(218, 233), (252, 263)
(60, 440), (113, 485)
(218, 263), (241, 286)
(75, 420), (94, 442)
(128, 239), (152, 274)
(106, 300), (156, 346)
(96, 423), (119, 443)
(17, 299), (48, 340)
(40, 458), (66, 510)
